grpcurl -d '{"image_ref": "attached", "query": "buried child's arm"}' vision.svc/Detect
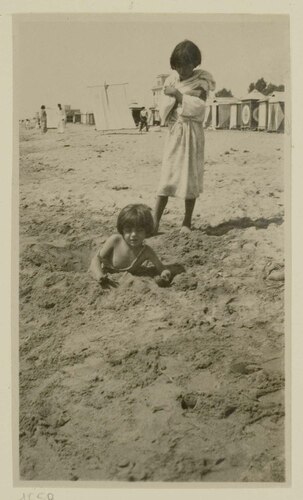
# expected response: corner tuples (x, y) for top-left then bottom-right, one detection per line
(89, 234), (117, 283)
(144, 245), (171, 282)
(89, 253), (106, 282)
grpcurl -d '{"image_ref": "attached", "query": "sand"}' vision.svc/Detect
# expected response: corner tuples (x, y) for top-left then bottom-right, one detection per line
(19, 123), (285, 482)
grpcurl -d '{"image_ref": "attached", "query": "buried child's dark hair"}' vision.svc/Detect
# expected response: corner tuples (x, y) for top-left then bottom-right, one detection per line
(170, 40), (201, 69)
(117, 204), (154, 237)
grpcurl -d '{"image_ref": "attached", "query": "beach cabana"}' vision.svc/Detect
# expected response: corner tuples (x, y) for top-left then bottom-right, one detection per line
(257, 96), (270, 130)
(267, 92), (285, 133)
(229, 100), (242, 129)
(87, 113), (95, 125)
(217, 102), (230, 129)
(209, 97), (239, 129)
(81, 112), (95, 125)
(240, 89), (264, 130)
(202, 99), (219, 129)
(205, 99), (219, 129)
(148, 107), (158, 126)
(203, 98), (214, 129)
(89, 82), (135, 131)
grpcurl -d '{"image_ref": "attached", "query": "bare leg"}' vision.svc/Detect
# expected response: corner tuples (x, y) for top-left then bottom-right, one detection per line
(181, 198), (196, 232)
(153, 195), (168, 234)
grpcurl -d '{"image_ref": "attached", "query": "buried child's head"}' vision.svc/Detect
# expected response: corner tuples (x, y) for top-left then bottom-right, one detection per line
(117, 204), (154, 242)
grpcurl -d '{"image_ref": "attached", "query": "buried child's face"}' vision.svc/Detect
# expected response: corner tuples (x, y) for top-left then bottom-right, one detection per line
(122, 225), (146, 248)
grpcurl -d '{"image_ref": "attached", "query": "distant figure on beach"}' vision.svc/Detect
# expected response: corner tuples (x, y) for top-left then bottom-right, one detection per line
(40, 105), (47, 133)
(35, 112), (40, 129)
(89, 204), (171, 287)
(139, 107), (149, 133)
(57, 104), (66, 133)
(153, 40), (215, 234)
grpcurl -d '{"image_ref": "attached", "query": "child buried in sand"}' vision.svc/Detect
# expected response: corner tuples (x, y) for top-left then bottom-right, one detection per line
(90, 204), (172, 287)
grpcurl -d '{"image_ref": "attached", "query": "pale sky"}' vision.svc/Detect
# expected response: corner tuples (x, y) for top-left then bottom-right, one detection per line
(14, 13), (290, 119)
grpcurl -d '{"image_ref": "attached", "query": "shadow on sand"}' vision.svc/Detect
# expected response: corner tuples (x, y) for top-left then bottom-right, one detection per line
(201, 216), (284, 236)
(133, 262), (185, 279)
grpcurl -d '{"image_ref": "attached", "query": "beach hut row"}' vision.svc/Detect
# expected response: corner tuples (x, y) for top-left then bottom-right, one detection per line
(204, 89), (285, 132)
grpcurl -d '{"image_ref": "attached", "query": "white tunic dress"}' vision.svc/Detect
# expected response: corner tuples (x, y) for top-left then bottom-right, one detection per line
(157, 69), (215, 200)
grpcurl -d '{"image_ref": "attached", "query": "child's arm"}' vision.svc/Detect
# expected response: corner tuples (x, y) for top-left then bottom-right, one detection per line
(89, 234), (118, 283)
(178, 93), (206, 122)
(200, 87), (207, 101)
(144, 245), (171, 282)
(164, 86), (183, 104)
(164, 87), (206, 121)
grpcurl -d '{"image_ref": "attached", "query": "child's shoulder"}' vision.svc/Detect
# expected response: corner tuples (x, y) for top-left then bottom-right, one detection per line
(104, 233), (123, 246)
(111, 232), (123, 241)
(194, 69), (216, 92)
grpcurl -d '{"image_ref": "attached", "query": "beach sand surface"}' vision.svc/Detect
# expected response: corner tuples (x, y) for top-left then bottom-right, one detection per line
(18, 124), (286, 482)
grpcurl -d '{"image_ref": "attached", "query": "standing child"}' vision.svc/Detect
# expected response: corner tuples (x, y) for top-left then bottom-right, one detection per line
(153, 40), (215, 234)
(90, 204), (171, 286)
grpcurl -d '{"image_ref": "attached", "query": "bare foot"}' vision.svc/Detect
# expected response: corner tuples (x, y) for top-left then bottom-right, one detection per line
(180, 225), (191, 234)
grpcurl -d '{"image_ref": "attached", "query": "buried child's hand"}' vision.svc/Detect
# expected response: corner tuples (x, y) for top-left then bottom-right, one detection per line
(161, 269), (171, 281)
(155, 269), (172, 288)
(98, 274), (119, 289)
(98, 274), (110, 286)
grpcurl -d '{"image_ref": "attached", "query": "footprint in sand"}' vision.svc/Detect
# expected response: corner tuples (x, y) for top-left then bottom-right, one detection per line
(230, 360), (262, 375)
(179, 393), (198, 410)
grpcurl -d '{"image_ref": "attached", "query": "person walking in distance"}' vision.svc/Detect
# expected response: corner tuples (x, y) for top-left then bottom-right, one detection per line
(57, 103), (66, 133)
(40, 105), (47, 133)
(139, 106), (149, 133)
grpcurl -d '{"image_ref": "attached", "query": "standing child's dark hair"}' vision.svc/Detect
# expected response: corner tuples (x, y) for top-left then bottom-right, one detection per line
(170, 40), (202, 69)
(117, 204), (154, 237)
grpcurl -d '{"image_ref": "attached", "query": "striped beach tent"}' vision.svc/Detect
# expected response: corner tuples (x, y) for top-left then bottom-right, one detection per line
(229, 100), (242, 129)
(257, 96), (270, 130)
(267, 92), (285, 132)
(240, 89), (265, 130)
(212, 97), (240, 129)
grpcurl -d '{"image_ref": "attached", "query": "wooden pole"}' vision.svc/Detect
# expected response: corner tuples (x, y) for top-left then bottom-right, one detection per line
(87, 83), (129, 88)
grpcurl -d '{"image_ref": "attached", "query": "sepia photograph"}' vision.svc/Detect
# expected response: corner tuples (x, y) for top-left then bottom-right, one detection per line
(11, 9), (291, 488)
